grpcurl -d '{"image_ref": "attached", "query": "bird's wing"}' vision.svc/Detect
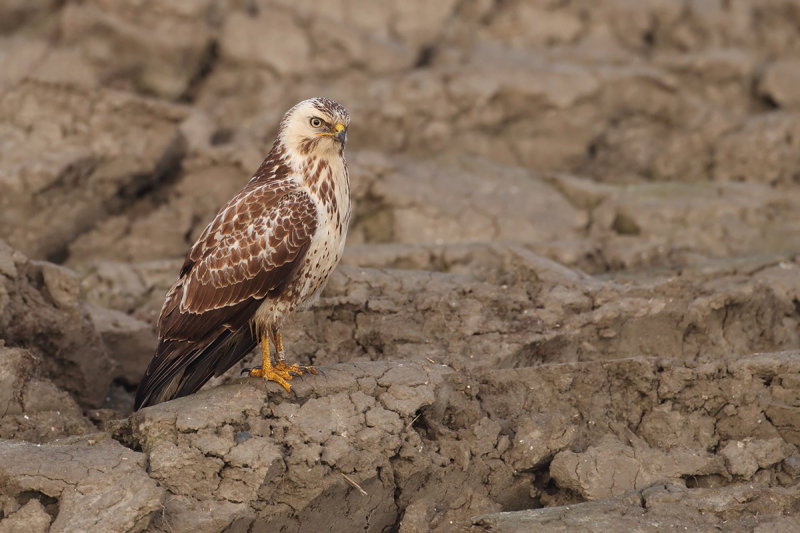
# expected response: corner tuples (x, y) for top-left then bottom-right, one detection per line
(134, 185), (317, 409)
(159, 186), (318, 341)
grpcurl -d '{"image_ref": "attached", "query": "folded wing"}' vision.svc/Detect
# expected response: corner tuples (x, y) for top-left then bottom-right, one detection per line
(134, 187), (317, 409)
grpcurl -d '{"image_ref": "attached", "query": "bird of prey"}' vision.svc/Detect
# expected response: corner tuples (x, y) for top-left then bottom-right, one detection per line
(134, 97), (351, 409)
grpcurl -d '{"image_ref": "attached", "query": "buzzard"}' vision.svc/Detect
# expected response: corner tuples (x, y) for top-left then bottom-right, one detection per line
(134, 97), (351, 409)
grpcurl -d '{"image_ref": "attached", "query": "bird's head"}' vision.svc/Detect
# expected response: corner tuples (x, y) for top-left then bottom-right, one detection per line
(278, 97), (350, 158)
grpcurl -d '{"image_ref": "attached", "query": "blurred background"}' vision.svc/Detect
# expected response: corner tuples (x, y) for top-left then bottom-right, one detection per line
(3, 0), (800, 273)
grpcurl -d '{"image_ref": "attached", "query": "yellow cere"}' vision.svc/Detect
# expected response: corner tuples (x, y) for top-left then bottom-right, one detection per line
(317, 123), (345, 137)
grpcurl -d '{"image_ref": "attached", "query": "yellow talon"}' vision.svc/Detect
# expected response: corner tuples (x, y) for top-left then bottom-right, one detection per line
(249, 365), (293, 393)
(274, 360), (318, 377)
(246, 328), (317, 393)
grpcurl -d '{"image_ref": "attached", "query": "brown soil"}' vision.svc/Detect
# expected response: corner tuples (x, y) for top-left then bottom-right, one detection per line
(2, 1), (800, 532)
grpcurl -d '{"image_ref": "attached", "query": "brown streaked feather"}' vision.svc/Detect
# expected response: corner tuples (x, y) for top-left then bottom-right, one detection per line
(135, 185), (317, 409)
(298, 137), (320, 155)
(158, 194), (316, 340)
(135, 321), (259, 408)
(177, 191), (317, 315)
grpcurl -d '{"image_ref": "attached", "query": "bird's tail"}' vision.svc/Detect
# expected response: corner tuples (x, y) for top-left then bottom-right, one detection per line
(134, 326), (258, 410)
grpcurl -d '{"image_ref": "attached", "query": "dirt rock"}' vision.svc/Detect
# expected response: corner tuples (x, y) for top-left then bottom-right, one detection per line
(78, 259), (180, 321)
(351, 155), (587, 246)
(0, 1), (59, 34)
(218, 1), (457, 77)
(0, 347), (93, 443)
(116, 361), (453, 532)
(0, 80), (185, 262)
(0, 241), (114, 407)
(57, 1), (216, 99)
(720, 438), (797, 480)
(471, 482), (800, 532)
(0, 498), (52, 533)
(68, 163), (246, 265)
(294, 250), (800, 369)
(712, 112), (800, 185)
(506, 413), (577, 471)
(102, 352), (800, 532)
(587, 180), (800, 268)
(549, 433), (724, 499)
(86, 304), (156, 387)
(0, 435), (164, 532)
(758, 58), (800, 110)
(75, 243), (800, 378)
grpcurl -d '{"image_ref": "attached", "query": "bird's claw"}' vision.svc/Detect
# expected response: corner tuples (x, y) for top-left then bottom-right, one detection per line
(275, 361), (317, 377)
(245, 361), (317, 394)
(247, 366), (293, 393)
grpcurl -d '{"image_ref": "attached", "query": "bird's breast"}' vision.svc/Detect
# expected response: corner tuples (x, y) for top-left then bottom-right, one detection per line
(255, 156), (350, 327)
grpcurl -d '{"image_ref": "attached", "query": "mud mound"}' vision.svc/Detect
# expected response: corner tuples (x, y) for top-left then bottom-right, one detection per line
(2, 1), (800, 532)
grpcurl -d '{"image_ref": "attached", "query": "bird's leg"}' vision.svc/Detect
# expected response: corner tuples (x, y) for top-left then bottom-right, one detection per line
(270, 325), (318, 377)
(272, 324), (286, 362)
(247, 328), (293, 393)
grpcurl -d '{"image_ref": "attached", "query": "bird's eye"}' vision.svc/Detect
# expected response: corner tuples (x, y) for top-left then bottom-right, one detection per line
(310, 117), (323, 128)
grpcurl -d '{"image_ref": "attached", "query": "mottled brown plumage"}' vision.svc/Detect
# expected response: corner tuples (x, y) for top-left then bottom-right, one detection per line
(135, 98), (351, 409)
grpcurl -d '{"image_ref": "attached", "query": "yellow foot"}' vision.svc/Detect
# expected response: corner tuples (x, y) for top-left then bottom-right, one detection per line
(275, 360), (319, 377)
(247, 362), (318, 393)
(248, 366), (293, 393)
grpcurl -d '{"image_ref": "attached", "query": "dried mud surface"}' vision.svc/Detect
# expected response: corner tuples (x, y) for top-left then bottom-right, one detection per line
(2, 1), (800, 532)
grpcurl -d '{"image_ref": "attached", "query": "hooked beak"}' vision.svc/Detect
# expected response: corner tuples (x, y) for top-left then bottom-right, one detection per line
(333, 123), (347, 144)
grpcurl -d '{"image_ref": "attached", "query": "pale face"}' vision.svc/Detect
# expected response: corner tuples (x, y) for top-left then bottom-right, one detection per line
(278, 97), (351, 158)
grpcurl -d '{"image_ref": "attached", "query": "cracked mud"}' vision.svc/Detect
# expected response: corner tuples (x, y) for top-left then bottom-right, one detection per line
(3, 1), (800, 532)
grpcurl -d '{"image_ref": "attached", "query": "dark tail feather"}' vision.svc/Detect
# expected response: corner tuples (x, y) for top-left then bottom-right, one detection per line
(134, 327), (258, 410)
